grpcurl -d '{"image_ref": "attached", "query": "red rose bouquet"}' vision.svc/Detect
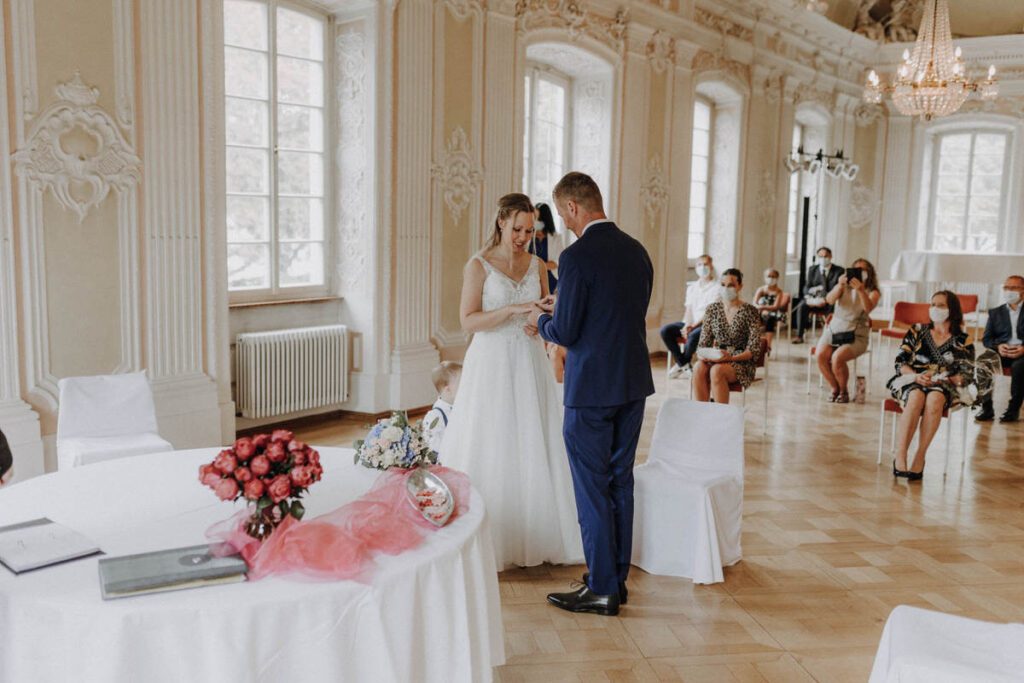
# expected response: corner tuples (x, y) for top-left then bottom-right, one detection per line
(199, 429), (323, 539)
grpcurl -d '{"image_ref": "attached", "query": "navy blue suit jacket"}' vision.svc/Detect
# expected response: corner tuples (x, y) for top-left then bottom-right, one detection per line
(982, 303), (1024, 350)
(538, 221), (655, 408)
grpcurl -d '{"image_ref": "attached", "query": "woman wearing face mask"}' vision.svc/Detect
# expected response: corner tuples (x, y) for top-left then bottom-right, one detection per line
(753, 268), (790, 353)
(693, 269), (764, 404)
(886, 291), (973, 480)
(661, 254), (719, 378)
(816, 258), (881, 403)
(529, 202), (561, 294)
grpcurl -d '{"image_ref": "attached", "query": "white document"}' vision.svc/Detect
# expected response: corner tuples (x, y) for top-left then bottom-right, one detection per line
(0, 518), (101, 574)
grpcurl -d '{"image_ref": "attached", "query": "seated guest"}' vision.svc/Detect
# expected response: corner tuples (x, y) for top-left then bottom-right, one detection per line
(661, 254), (719, 379)
(792, 246), (842, 344)
(422, 361), (462, 454)
(886, 291), (973, 480)
(0, 428), (11, 486)
(976, 275), (1024, 423)
(752, 267), (790, 353)
(693, 268), (763, 405)
(816, 258), (881, 403)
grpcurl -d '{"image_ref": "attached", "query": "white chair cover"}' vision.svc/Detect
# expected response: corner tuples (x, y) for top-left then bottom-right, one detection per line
(631, 399), (744, 584)
(870, 605), (1024, 683)
(56, 372), (172, 470)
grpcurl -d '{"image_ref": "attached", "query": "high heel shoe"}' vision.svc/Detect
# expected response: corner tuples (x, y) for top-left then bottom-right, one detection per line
(893, 461), (910, 478)
(906, 468), (924, 481)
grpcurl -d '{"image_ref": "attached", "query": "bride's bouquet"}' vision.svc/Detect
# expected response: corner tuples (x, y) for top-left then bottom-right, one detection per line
(353, 412), (437, 471)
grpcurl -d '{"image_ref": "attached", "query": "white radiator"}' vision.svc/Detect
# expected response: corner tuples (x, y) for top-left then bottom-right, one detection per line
(235, 325), (348, 419)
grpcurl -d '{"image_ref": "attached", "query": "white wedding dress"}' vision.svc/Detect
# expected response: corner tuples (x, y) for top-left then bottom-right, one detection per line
(441, 254), (584, 569)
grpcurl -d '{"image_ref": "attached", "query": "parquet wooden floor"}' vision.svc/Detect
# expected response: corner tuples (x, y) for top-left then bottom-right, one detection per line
(297, 343), (1024, 682)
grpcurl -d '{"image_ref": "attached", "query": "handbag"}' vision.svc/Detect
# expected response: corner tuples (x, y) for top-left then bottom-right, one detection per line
(830, 330), (855, 347)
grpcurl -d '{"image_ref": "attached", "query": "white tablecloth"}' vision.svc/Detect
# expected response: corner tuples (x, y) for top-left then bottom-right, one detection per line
(869, 605), (1024, 682)
(0, 448), (504, 682)
(890, 250), (1024, 285)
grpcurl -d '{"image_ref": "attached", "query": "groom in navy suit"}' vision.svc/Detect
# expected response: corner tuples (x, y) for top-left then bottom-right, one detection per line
(528, 172), (654, 616)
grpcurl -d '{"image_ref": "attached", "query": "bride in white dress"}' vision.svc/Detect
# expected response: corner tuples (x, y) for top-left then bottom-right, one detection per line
(441, 193), (583, 569)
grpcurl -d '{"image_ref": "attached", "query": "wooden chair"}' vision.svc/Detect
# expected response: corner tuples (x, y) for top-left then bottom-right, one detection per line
(956, 293), (979, 340)
(876, 398), (968, 477)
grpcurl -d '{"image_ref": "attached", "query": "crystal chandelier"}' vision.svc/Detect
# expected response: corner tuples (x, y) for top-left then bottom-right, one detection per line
(863, 0), (998, 121)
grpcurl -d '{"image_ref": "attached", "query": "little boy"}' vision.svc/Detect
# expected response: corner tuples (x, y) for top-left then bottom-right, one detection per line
(422, 361), (462, 454)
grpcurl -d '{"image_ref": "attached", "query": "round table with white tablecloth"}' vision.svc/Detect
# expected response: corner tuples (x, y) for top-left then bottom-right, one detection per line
(0, 448), (504, 683)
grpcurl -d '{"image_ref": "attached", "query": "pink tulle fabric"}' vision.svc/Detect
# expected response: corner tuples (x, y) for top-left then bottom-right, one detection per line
(207, 466), (470, 582)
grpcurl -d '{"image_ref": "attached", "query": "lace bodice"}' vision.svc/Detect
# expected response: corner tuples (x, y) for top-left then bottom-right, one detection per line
(476, 254), (540, 339)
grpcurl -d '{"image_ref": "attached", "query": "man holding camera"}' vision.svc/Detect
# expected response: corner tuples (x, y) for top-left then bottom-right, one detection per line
(977, 275), (1024, 423)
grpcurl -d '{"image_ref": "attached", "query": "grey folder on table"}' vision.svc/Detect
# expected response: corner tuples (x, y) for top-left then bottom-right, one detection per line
(98, 544), (248, 600)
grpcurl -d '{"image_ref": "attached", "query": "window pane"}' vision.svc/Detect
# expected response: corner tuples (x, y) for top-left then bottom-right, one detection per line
(224, 0), (267, 50)
(276, 7), (323, 60)
(535, 78), (565, 125)
(278, 151), (323, 196)
(226, 97), (268, 146)
(226, 147), (269, 193)
(971, 173), (1002, 196)
(972, 154), (1004, 175)
(277, 104), (323, 151)
(227, 195), (270, 242)
(975, 133), (1006, 156)
(279, 242), (324, 287)
(688, 209), (705, 235)
(935, 195), (966, 218)
(692, 129), (710, 157)
(225, 47), (268, 99)
(228, 243), (270, 289)
(277, 56), (323, 106)
(690, 180), (707, 209)
(936, 174), (968, 196)
(693, 101), (711, 131)
(691, 154), (708, 183)
(279, 197), (324, 241)
(940, 133), (971, 155)
(970, 195), (1001, 217)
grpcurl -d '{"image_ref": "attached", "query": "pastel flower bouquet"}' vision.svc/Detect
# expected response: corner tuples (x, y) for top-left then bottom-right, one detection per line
(200, 429), (323, 539)
(353, 411), (437, 471)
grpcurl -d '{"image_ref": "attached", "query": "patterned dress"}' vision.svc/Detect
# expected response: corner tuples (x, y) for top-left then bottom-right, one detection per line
(754, 290), (787, 333)
(698, 300), (764, 388)
(886, 324), (974, 408)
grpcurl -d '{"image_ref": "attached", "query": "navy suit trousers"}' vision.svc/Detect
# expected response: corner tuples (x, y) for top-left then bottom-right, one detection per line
(563, 399), (646, 596)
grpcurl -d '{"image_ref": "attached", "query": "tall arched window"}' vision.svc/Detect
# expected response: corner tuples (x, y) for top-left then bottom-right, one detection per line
(690, 80), (744, 268)
(521, 43), (614, 213)
(785, 107), (830, 269)
(923, 127), (1012, 253)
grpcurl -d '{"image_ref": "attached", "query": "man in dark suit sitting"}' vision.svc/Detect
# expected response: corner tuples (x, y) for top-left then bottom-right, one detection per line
(976, 275), (1024, 423)
(0, 428), (12, 486)
(792, 246), (843, 344)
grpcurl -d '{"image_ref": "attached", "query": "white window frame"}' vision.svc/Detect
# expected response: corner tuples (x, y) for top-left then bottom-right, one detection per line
(225, 0), (332, 304)
(924, 127), (1013, 254)
(522, 62), (572, 207)
(688, 96), (714, 264)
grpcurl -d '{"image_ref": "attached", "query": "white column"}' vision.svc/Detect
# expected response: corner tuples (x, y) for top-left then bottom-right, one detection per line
(877, 115), (916, 280)
(0, 5), (43, 480)
(481, 8), (516, 245)
(390, 0), (440, 408)
(141, 0), (223, 446)
(616, 34), (650, 240)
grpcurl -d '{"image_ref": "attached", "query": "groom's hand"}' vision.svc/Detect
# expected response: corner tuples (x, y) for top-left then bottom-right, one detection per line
(537, 295), (556, 313)
(527, 305), (544, 329)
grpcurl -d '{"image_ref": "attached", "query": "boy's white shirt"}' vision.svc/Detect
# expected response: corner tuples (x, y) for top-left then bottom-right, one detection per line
(422, 398), (454, 453)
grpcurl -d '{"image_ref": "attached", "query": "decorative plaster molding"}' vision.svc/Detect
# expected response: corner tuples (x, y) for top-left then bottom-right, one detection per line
(640, 155), (669, 230)
(853, 101), (885, 127)
(13, 72), (142, 223)
(694, 8), (753, 42)
(646, 30), (675, 74)
(114, 0), (135, 131)
(853, 0), (919, 44)
(432, 126), (484, 224)
(848, 181), (880, 231)
(691, 49), (751, 85)
(443, 0), (486, 21)
(336, 28), (370, 294)
(515, 0), (628, 53)
(958, 96), (1024, 119)
(792, 85), (834, 110)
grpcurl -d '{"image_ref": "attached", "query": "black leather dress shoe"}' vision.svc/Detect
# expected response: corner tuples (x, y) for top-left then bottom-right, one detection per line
(1000, 410), (1020, 423)
(975, 408), (995, 422)
(547, 584), (620, 616)
(582, 572), (627, 604)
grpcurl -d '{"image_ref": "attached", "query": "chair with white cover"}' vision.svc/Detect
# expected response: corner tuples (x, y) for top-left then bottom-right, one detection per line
(631, 399), (743, 585)
(57, 372), (173, 470)
(869, 605), (1024, 683)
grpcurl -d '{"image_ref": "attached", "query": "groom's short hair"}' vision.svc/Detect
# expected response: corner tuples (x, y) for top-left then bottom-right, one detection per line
(553, 172), (604, 213)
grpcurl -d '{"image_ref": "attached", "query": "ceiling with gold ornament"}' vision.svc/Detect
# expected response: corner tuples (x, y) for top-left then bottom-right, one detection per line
(825, 0), (1024, 39)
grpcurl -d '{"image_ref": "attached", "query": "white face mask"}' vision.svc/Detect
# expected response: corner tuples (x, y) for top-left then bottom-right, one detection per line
(765, 277), (778, 287)
(720, 285), (739, 302)
(818, 257), (831, 269)
(929, 306), (949, 324)
(696, 264), (711, 278)
(1003, 289), (1022, 306)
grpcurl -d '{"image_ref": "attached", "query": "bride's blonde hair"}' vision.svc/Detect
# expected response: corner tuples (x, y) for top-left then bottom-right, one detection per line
(488, 193), (534, 248)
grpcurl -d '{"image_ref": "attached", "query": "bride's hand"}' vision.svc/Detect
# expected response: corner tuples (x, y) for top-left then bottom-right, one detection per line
(510, 303), (536, 315)
(523, 324), (539, 337)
